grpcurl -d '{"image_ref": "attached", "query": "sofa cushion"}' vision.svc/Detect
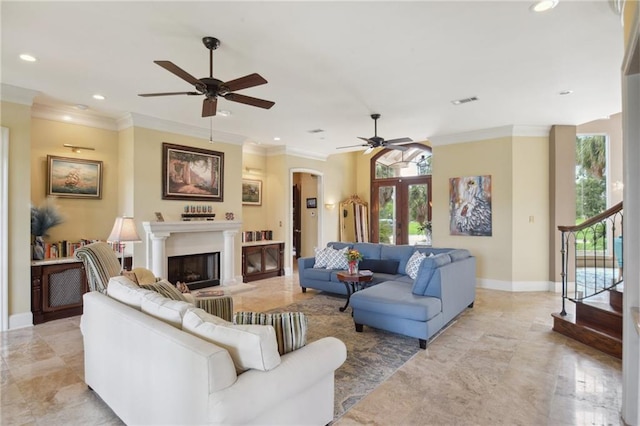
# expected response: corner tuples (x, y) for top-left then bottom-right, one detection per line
(411, 253), (452, 296)
(353, 242), (382, 260)
(313, 246), (332, 268)
(304, 267), (335, 281)
(233, 311), (308, 355)
(329, 242), (352, 250)
(326, 246), (349, 269)
(405, 251), (427, 279)
(380, 244), (416, 275)
(359, 258), (399, 274)
(183, 308), (281, 373)
(448, 249), (472, 262)
(140, 279), (187, 302)
(350, 281), (442, 322)
(141, 292), (192, 328)
(107, 275), (155, 309)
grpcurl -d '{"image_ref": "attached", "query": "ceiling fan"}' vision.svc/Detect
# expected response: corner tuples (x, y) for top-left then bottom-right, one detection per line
(138, 36), (275, 117)
(337, 114), (413, 154)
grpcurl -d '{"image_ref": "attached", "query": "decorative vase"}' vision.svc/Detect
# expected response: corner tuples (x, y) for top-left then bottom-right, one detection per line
(348, 260), (359, 275)
(33, 236), (45, 260)
(425, 230), (432, 246)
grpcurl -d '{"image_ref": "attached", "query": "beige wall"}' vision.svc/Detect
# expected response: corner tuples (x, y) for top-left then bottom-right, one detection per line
(2, 102), (32, 323)
(241, 152), (269, 231)
(433, 137), (514, 282)
(30, 118), (120, 243)
(511, 136), (550, 283)
(129, 127), (243, 275)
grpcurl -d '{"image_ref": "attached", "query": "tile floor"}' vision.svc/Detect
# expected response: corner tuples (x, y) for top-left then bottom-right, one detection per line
(1, 274), (623, 425)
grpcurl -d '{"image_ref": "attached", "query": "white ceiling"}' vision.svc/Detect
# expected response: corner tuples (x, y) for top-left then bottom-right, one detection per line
(1, 1), (624, 157)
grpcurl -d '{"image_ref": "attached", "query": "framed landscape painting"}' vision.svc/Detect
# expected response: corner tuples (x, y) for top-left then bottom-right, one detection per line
(242, 179), (262, 205)
(162, 143), (224, 202)
(47, 155), (103, 199)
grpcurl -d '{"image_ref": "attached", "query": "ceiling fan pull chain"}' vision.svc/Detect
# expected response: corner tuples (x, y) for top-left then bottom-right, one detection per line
(209, 116), (213, 143)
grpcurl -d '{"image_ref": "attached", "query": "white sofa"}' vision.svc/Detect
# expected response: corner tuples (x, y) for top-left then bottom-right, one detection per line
(81, 276), (347, 425)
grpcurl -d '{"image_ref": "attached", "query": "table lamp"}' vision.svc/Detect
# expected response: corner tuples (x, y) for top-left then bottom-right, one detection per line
(107, 216), (141, 272)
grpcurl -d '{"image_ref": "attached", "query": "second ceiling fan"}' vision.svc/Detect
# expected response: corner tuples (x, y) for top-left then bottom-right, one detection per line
(138, 36), (274, 117)
(337, 114), (412, 154)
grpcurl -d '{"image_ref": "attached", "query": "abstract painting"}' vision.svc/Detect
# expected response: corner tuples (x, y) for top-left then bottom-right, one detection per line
(449, 175), (492, 236)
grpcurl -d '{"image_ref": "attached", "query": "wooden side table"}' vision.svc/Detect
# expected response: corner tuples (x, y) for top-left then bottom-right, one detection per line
(336, 271), (373, 312)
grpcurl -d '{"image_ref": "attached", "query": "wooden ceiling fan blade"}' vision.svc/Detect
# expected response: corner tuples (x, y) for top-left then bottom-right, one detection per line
(223, 73), (268, 92)
(138, 91), (200, 97)
(154, 61), (202, 87)
(202, 98), (218, 117)
(385, 137), (413, 145)
(224, 93), (275, 109)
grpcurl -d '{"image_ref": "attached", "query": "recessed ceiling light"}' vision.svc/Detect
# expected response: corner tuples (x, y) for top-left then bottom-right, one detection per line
(273, 137), (281, 141)
(530, 0), (558, 12)
(92, 94), (105, 100)
(217, 110), (231, 117)
(19, 54), (37, 62)
(62, 115), (72, 121)
(559, 90), (573, 95)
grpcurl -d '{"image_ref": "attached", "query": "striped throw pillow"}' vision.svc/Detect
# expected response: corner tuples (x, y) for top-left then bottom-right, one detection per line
(234, 311), (308, 355)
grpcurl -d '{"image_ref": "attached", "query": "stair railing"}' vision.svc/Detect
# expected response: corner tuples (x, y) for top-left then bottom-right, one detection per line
(558, 202), (623, 316)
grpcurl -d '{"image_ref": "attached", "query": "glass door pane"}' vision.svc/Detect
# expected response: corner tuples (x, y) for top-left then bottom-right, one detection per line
(378, 185), (396, 244)
(408, 183), (429, 245)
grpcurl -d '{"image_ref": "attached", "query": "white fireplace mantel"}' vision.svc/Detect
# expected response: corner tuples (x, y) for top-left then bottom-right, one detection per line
(142, 221), (242, 286)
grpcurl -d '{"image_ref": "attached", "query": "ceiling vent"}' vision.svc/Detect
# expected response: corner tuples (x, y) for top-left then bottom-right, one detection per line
(451, 96), (479, 105)
(308, 129), (325, 134)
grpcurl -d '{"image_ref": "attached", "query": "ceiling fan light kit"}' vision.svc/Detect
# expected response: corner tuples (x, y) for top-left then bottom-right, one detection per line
(336, 113), (413, 154)
(138, 36), (275, 118)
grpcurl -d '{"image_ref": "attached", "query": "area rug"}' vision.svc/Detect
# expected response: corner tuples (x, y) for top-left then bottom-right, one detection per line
(268, 293), (421, 420)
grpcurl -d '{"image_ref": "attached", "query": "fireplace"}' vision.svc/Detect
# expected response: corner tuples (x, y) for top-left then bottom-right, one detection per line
(168, 252), (220, 290)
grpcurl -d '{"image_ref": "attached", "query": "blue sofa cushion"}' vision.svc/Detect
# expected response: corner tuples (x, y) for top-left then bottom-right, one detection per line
(411, 253), (452, 296)
(359, 258), (399, 274)
(304, 268), (335, 281)
(350, 281), (442, 322)
(380, 245), (415, 275)
(353, 243), (382, 259)
(328, 242), (352, 250)
(448, 249), (471, 261)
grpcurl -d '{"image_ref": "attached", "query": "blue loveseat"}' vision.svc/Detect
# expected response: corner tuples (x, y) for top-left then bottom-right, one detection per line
(297, 242), (476, 348)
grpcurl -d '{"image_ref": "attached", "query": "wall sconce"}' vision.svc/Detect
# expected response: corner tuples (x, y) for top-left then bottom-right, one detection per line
(325, 203), (335, 210)
(64, 143), (95, 153)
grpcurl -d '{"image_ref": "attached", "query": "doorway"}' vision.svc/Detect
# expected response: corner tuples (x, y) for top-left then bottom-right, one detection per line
(370, 144), (432, 245)
(290, 170), (323, 269)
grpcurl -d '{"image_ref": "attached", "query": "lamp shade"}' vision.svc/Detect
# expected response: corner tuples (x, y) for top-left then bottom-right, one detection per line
(107, 217), (141, 243)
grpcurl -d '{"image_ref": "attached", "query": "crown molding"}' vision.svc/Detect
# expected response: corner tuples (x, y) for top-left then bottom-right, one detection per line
(265, 145), (328, 161)
(0, 84), (40, 106)
(429, 125), (550, 146)
(242, 143), (268, 156)
(31, 104), (118, 130)
(117, 112), (247, 145)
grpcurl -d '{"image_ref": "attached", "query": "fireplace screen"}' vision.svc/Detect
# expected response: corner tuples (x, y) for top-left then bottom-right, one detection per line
(167, 252), (220, 290)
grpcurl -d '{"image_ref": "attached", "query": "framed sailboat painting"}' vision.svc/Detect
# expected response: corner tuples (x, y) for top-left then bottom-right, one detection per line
(47, 155), (103, 199)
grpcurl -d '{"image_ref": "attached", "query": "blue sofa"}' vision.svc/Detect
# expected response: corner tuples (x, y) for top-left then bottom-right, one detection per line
(297, 242), (476, 349)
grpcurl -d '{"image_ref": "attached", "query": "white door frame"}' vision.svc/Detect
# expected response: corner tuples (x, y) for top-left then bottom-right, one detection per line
(1, 127), (9, 331)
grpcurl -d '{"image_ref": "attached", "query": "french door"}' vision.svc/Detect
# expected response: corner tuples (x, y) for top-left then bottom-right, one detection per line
(371, 176), (431, 245)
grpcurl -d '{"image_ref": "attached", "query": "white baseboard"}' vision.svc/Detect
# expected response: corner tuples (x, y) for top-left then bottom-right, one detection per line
(477, 278), (553, 292)
(9, 311), (33, 329)
(284, 267), (293, 276)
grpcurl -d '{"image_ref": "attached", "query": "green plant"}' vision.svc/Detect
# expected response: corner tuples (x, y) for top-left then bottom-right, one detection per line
(418, 221), (432, 233)
(31, 199), (64, 237)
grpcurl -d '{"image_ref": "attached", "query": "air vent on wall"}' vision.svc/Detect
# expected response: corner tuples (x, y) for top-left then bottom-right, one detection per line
(451, 96), (479, 105)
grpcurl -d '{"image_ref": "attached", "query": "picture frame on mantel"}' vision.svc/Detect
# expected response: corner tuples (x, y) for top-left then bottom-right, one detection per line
(162, 143), (224, 202)
(242, 179), (262, 206)
(47, 155), (103, 199)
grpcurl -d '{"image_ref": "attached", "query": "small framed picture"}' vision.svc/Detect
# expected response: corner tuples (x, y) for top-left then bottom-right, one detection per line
(242, 179), (262, 206)
(154, 212), (165, 222)
(306, 197), (317, 209)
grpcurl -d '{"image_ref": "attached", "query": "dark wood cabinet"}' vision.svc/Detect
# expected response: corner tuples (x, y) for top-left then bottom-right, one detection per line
(31, 255), (132, 324)
(31, 259), (88, 324)
(242, 241), (284, 283)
